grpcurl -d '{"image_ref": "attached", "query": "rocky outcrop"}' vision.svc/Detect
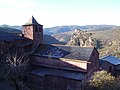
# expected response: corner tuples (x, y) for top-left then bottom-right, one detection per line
(67, 29), (94, 47)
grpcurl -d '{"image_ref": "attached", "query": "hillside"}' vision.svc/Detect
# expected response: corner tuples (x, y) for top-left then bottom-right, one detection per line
(43, 35), (65, 44)
(52, 27), (120, 57)
(91, 27), (120, 57)
(1, 24), (22, 30)
(0, 26), (22, 34)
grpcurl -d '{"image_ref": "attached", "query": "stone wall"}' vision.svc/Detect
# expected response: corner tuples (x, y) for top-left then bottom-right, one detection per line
(87, 48), (99, 78)
(23, 26), (34, 40)
(22, 24), (43, 46)
(100, 61), (115, 75)
(30, 55), (87, 72)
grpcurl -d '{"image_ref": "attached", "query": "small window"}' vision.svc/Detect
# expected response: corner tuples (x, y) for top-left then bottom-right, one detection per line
(109, 66), (112, 72)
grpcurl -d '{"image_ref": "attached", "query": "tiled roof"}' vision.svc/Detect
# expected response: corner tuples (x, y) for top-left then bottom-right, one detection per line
(23, 16), (42, 26)
(33, 44), (94, 61)
(30, 67), (86, 81)
(100, 55), (120, 65)
(0, 31), (24, 41)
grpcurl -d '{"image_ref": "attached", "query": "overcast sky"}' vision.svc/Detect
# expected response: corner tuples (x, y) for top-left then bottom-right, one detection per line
(0, 0), (120, 28)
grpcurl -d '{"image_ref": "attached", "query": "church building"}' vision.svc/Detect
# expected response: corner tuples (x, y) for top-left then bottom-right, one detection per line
(0, 16), (99, 90)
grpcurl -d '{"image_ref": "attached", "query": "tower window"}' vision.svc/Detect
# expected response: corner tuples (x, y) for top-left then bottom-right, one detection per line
(39, 28), (41, 32)
(35, 29), (38, 32)
(35, 27), (38, 32)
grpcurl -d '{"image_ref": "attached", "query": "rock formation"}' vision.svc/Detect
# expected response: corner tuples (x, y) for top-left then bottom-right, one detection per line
(67, 29), (94, 47)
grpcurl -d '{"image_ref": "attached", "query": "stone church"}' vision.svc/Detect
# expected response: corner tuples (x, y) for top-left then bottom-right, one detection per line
(0, 16), (99, 90)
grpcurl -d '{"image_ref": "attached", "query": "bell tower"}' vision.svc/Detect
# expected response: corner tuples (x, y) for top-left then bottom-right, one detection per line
(22, 16), (43, 46)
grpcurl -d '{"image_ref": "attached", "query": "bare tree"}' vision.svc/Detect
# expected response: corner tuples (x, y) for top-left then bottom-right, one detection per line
(0, 41), (31, 90)
(3, 52), (30, 90)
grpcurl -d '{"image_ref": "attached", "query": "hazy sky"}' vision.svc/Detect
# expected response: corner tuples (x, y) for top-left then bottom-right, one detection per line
(0, 0), (120, 27)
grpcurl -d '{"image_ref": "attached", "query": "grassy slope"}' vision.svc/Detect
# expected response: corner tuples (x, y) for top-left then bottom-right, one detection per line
(91, 27), (120, 57)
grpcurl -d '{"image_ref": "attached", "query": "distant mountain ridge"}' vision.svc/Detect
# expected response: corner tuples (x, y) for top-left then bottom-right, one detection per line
(44, 25), (117, 35)
(0, 25), (22, 34)
(0, 24), (117, 35)
(1, 24), (22, 30)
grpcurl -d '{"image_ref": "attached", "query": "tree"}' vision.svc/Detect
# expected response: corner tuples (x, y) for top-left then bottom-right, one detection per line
(0, 41), (31, 90)
(89, 70), (116, 90)
(6, 53), (30, 90)
(0, 52), (30, 90)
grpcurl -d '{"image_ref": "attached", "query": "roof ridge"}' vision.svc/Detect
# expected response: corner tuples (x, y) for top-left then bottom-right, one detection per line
(100, 55), (111, 59)
(51, 44), (95, 48)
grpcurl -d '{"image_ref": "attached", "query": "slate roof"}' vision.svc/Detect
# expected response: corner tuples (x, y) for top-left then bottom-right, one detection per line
(23, 16), (42, 26)
(16, 40), (32, 47)
(30, 67), (86, 81)
(0, 31), (24, 41)
(100, 55), (120, 65)
(33, 44), (95, 61)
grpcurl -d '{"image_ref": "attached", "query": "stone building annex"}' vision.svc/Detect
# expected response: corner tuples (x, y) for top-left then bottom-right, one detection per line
(0, 16), (100, 90)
